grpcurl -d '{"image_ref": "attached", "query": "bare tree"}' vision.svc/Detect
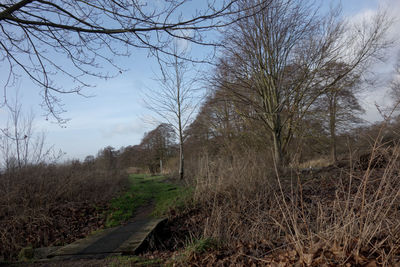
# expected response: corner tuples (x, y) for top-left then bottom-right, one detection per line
(390, 53), (400, 103)
(215, 0), (392, 166)
(0, 92), (60, 170)
(139, 123), (175, 174)
(145, 43), (198, 179)
(309, 62), (365, 163)
(0, 0), (266, 121)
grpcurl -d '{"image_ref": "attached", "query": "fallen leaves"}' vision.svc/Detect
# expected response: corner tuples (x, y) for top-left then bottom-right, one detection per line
(0, 201), (109, 260)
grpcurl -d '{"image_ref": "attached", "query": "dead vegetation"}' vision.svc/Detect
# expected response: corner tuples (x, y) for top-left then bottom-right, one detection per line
(142, 141), (400, 266)
(2, 1), (400, 266)
(0, 163), (128, 261)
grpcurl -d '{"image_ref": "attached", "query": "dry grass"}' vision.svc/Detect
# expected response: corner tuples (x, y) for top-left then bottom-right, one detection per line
(185, 144), (400, 265)
(191, 150), (279, 248)
(274, 145), (400, 265)
(295, 156), (332, 169)
(0, 162), (128, 260)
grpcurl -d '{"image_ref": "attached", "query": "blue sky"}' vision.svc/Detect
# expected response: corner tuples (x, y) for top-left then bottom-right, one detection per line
(1, 0), (399, 160)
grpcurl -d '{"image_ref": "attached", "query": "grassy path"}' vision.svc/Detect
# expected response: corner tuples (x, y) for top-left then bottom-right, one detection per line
(106, 174), (190, 227)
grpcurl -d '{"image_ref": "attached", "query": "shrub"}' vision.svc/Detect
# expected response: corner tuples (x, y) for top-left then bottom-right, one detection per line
(187, 144), (400, 265)
(0, 162), (128, 260)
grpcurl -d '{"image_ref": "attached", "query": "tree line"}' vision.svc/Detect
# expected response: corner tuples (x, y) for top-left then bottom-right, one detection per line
(1, 0), (398, 176)
(144, 0), (395, 177)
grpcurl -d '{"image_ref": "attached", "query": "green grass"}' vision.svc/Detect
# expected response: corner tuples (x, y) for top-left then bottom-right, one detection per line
(108, 255), (161, 266)
(184, 238), (219, 255)
(170, 237), (220, 264)
(152, 182), (192, 217)
(106, 174), (191, 227)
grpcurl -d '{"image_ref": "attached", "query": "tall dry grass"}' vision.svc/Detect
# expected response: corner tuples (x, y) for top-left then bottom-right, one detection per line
(274, 145), (400, 265)
(191, 150), (281, 249)
(189, 144), (400, 265)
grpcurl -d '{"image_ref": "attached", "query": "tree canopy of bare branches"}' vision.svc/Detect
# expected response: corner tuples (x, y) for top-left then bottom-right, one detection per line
(0, 92), (61, 170)
(0, 0), (265, 121)
(390, 53), (400, 103)
(144, 42), (199, 179)
(308, 62), (365, 162)
(214, 0), (392, 166)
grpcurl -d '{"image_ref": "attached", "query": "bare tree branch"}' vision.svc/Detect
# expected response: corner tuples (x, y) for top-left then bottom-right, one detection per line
(144, 42), (201, 179)
(0, 0), (265, 122)
(213, 0), (392, 166)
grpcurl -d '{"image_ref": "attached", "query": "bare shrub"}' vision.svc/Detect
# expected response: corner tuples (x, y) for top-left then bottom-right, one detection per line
(272, 145), (400, 265)
(0, 162), (128, 260)
(357, 148), (389, 170)
(187, 140), (400, 265)
(191, 150), (281, 251)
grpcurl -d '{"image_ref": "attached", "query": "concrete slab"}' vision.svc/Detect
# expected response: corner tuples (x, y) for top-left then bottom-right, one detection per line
(117, 218), (166, 254)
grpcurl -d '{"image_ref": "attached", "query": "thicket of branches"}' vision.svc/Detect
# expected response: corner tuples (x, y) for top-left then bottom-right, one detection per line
(0, 0), (265, 121)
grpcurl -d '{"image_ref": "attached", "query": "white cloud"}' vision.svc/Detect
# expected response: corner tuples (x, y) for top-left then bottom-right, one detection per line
(175, 29), (194, 54)
(342, 1), (400, 123)
(101, 119), (147, 138)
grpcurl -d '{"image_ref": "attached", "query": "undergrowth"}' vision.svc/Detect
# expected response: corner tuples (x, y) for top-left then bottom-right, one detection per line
(108, 255), (162, 267)
(0, 163), (128, 261)
(178, 144), (400, 266)
(170, 238), (220, 265)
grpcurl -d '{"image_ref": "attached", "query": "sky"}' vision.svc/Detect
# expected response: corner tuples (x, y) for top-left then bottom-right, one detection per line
(1, 0), (400, 160)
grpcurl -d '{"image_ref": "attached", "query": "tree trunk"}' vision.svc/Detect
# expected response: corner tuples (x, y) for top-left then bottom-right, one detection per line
(271, 110), (285, 168)
(272, 130), (283, 168)
(179, 141), (184, 180)
(178, 106), (184, 180)
(329, 95), (338, 163)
